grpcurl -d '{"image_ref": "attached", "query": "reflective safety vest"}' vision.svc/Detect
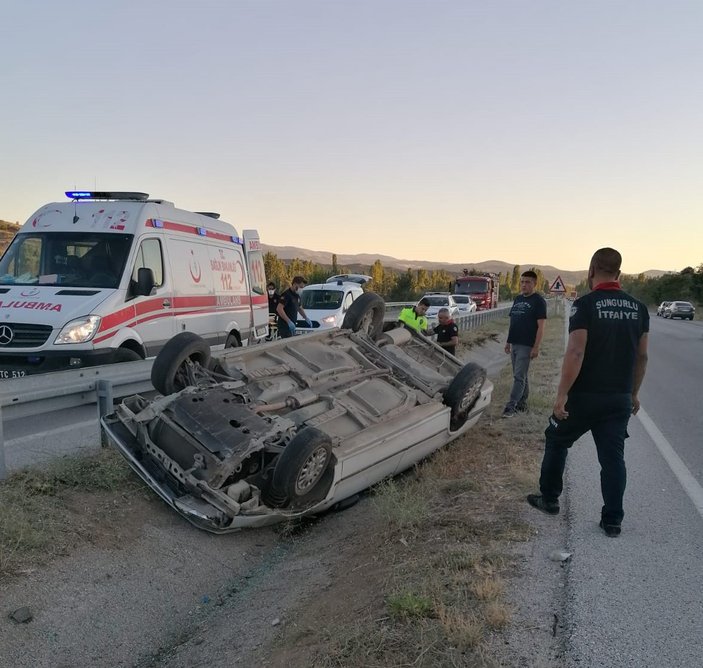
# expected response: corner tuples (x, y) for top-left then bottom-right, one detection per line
(398, 307), (428, 333)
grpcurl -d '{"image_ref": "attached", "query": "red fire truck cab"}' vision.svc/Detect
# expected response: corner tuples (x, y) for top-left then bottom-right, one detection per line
(451, 272), (499, 310)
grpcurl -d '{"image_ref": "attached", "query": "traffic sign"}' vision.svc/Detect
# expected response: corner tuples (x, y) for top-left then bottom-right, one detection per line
(549, 275), (566, 293)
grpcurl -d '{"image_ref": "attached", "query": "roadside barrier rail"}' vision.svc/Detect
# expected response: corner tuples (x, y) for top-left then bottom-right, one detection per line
(0, 303), (510, 479)
(0, 361), (153, 479)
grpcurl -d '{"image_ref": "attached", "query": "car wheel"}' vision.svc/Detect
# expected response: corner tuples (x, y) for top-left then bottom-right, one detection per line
(151, 332), (212, 396)
(443, 363), (487, 432)
(113, 347), (142, 363)
(690, 316), (694, 321)
(341, 292), (385, 340)
(265, 427), (336, 509)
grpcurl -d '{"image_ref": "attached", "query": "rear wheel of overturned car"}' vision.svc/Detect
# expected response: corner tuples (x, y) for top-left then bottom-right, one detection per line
(151, 332), (212, 396)
(341, 292), (385, 340)
(265, 427), (335, 509)
(443, 363), (487, 432)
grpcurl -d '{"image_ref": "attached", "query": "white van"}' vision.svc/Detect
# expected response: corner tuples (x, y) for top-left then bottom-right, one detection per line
(0, 191), (269, 379)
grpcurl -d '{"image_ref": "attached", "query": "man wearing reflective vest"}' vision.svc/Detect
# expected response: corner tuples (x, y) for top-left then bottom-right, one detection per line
(398, 298), (430, 334)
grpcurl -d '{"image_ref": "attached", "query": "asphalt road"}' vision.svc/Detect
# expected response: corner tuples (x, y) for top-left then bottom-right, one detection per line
(561, 313), (703, 667)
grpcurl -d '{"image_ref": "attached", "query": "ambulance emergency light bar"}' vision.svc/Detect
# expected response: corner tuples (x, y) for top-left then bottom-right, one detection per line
(66, 191), (150, 201)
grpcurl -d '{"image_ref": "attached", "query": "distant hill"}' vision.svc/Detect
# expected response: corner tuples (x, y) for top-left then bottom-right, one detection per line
(262, 243), (669, 285)
(0, 220), (20, 254)
(0, 221), (670, 284)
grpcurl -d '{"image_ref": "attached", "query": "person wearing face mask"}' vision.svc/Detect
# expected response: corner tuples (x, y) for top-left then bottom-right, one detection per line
(267, 282), (280, 315)
(276, 276), (312, 338)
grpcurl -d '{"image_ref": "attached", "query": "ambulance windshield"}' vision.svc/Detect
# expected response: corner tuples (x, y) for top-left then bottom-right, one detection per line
(0, 232), (133, 288)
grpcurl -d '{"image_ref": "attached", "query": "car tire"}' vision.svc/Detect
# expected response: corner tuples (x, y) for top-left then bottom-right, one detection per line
(443, 363), (487, 432)
(151, 332), (212, 396)
(266, 427), (336, 509)
(113, 347), (142, 363)
(341, 292), (385, 340)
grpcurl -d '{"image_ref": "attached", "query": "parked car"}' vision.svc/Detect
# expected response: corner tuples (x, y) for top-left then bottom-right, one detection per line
(294, 280), (365, 333)
(421, 293), (460, 319)
(656, 301), (671, 317)
(663, 301), (695, 320)
(101, 294), (493, 533)
(452, 294), (477, 314)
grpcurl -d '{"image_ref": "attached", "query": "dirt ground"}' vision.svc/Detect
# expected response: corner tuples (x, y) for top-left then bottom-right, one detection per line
(1, 318), (569, 667)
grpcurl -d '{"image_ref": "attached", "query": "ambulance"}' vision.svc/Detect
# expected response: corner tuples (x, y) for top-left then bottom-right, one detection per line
(0, 191), (269, 379)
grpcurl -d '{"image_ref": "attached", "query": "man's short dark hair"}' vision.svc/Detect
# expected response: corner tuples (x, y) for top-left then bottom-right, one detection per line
(267, 282), (276, 289)
(521, 270), (538, 280)
(590, 248), (622, 276)
(418, 297), (431, 307)
(291, 275), (307, 286)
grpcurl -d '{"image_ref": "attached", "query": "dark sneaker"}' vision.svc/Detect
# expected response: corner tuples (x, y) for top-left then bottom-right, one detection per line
(527, 494), (560, 515)
(516, 404), (529, 413)
(599, 520), (621, 537)
(502, 408), (517, 418)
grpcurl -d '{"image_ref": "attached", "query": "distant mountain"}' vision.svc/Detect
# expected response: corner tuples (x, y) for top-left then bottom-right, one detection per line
(0, 222), (670, 285)
(262, 243), (668, 286)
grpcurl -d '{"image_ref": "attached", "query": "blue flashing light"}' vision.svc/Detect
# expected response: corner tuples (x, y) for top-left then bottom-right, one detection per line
(197, 227), (207, 236)
(231, 235), (242, 244)
(152, 219), (164, 228)
(66, 191), (93, 199)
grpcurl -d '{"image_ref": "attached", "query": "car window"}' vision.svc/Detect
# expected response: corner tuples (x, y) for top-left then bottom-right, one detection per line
(425, 296), (449, 306)
(301, 289), (344, 309)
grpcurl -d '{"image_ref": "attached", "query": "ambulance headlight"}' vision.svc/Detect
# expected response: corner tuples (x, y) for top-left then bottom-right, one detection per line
(55, 315), (102, 344)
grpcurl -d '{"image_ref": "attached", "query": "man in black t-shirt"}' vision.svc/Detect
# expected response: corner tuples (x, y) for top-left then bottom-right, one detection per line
(503, 270), (547, 417)
(434, 308), (459, 356)
(527, 248), (649, 538)
(276, 276), (312, 338)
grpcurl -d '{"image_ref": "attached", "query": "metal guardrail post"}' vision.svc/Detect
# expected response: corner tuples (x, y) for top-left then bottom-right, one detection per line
(96, 379), (114, 447)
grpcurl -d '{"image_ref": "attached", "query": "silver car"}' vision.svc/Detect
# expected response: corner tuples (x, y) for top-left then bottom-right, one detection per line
(101, 294), (493, 533)
(663, 301), (695, 320)
(452, 294), (477, 314)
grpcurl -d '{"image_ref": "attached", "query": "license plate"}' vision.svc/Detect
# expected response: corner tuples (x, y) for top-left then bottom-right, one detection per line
(0, 369), (27, 380)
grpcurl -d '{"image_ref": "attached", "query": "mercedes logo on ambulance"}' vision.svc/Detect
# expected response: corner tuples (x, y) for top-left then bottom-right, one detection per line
(0, 325), (14, 345)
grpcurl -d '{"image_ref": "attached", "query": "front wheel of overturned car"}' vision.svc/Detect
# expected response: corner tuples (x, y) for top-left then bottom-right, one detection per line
(341, 292), (385, 340)
(443, 363), (487, 432)
(265, 428), (336, 510)
(151, 332), (212, 396)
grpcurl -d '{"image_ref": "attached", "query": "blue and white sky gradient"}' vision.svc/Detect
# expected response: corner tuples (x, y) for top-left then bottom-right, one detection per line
(1, 0), (701, 273)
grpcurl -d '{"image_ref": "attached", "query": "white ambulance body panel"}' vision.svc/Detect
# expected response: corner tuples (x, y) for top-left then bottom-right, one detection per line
(0, 192), (268, 379)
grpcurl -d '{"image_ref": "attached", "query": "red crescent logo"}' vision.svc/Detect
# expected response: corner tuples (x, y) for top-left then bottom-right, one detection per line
(235, 260), (244, 284)
(189, 251), (202, 283)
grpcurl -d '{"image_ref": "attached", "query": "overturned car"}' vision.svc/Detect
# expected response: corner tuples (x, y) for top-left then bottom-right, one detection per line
(101, 294), (493, 533)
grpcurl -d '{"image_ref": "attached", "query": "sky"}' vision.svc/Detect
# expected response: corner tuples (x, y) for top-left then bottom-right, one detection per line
(1, 0), (701, 274)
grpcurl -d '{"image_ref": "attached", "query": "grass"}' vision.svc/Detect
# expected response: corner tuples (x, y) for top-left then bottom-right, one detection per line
(305, 308), (567, 667)
(0, 448), (143, 579)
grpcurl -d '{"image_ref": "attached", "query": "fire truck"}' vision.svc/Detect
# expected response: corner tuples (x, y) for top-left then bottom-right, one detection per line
(451, 271), (500, 310)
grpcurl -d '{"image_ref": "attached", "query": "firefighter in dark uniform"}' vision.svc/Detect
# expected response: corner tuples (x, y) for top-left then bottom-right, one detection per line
(433, 308), (459, 356)
(276, 276), (312, 338)
(527, 248), (649, 538)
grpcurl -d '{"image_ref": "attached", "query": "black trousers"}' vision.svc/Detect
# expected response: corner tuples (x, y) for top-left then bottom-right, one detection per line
(539, 392), (632, 525)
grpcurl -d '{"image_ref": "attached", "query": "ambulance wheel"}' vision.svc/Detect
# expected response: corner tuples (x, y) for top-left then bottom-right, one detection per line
(151, 332), (212, 396)
(113, 348), (142, 363)
(263, 428), (335, 509)
(443, 363), (487, 432)
(341, 292), (385, 340)
(224, 333), (241, 348)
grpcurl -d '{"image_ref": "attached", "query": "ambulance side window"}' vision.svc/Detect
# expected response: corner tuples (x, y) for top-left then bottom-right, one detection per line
(130, 239), (163, 294)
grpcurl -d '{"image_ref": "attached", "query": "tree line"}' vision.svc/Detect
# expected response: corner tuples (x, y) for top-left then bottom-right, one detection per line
(264, 251), (552, 302)
(575, 264), (703, 307)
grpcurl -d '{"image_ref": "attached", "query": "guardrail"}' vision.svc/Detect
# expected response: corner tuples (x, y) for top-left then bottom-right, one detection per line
(0, 303), (510, 479)
(0, 361), (153, 479)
